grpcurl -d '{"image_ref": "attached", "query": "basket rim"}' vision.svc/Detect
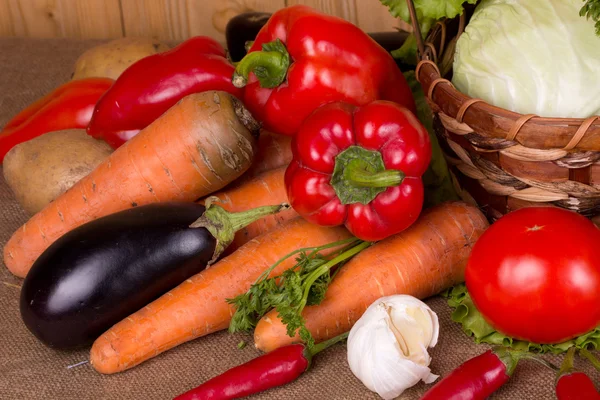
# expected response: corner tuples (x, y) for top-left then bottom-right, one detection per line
(407, 0), (600, 153)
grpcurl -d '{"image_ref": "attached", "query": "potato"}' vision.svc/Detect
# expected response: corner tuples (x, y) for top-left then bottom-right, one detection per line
(3, 129), (113, 214)
(72, 37), (170, 80)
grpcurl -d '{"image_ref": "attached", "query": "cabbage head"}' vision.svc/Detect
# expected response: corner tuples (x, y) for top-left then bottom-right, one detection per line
(452, 0), (600, 118)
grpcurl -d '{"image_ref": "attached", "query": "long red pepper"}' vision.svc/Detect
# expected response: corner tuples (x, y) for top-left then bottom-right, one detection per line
(0, 78), (113, 162)
(173, 332), (349, 400)
(556, 348), (600, 400)
(87, 36), (242, 149)
(420, 348), (518, 400)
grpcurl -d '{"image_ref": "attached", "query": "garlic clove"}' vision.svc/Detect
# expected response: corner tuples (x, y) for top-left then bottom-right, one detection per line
(347, 295), (440, 400)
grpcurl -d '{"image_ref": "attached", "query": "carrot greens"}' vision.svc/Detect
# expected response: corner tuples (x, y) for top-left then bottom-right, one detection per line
(227, 238), (370, 347)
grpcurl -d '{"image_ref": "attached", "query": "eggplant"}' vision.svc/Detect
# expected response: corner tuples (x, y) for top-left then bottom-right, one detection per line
(20, 200), (286, 349)
(225, 12), (411, 70)
(226, 12), (272, 62)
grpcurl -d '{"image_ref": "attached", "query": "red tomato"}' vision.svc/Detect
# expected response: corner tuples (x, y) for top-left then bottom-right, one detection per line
(465, 207), (600, 344)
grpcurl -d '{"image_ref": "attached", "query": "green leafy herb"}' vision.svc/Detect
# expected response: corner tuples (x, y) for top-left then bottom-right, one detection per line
(444, 284), (600, 353)
(581, 0), (600, 36)
(237, 340), (246, 349)
(404, 71), (459, 207)
(380, 0), (476, 65)
(227, 238), (370, 349)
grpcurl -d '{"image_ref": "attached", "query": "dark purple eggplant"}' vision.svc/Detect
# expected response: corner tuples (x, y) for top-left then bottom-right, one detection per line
(226, 12), (272, 62)
(20, 200), (287, 350)
(225, 12), (411, 69)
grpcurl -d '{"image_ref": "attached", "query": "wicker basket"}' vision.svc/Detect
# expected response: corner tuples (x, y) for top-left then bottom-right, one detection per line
(406, 0), (600, 221)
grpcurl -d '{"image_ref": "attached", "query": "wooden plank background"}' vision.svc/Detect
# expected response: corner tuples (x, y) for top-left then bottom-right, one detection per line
(0, 0), (405, 43)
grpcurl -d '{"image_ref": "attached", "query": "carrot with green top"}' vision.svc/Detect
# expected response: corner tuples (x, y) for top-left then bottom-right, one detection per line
(252, 202), (489, 352)
(89, 218), (352, 374)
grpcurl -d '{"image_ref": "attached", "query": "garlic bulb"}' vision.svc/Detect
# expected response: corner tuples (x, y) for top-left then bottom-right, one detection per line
(347, 295), (439, 399)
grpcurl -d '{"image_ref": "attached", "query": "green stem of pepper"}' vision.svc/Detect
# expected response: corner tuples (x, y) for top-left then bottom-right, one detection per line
(232, 39), (290, 88)
(344, 159), (405, 188)
(580, 348), (600, 372)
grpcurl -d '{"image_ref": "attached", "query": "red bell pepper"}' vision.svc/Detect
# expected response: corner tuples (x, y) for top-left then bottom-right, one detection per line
(232, 5), (416, 136)
(285, 101), (430, 241)
(0, 77), (113, 163)
(87, 36), (243, 149)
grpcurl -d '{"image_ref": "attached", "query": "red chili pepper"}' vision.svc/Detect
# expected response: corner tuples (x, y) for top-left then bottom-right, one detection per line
(232, 5), (416, 136)
(556, 348), (600, 400)
(284, 101), (430, 241)
(0, 78), (113, 162)
(87, 36), (243, 149)
(420, 348), (518, 400)
(173, 332), (348, 400)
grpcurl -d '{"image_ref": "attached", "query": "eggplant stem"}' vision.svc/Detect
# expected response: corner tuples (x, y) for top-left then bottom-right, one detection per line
(190, 197), (290, 264)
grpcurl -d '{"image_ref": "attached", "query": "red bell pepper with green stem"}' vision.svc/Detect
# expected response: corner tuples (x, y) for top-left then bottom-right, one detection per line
(87, 36), (243, 149)
(173, 332), (349, 400)
(0, 77), (113, 163)
(232, 5), (416, 136)
(284, 101), (430, 241)
(556, 348), (600, 400)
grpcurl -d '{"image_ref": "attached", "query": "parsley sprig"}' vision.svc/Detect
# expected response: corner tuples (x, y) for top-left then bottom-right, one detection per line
(227, 237), (370, 348)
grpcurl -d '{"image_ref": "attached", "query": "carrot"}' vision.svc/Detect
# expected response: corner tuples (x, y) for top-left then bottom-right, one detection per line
(253, 201), (489, 353)
(205, 166), (298, 252)
(89, 218), (352, 374)
(3, 91), (259, 278)
(245, 130), (292, 178)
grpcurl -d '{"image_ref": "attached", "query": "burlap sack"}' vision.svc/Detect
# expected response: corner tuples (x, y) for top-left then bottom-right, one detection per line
(0, 38), (595, 399)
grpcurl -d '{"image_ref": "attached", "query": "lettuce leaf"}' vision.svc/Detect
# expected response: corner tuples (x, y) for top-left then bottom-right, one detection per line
(380, 0), (476, 65)
(404, 71), (459, 207)
(444, 284), (600, 353)
(380, 0), (475, 21)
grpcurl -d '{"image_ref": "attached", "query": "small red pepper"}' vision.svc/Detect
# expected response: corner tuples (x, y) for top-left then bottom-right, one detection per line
(232, 5), (416, 136)
(0, 77), (113, 162)
(556, 348), (600, 400)
(173, 332), (348, 400)
(87, 36), (243, 149)
(285, 101), (430, 241)
(420, 348), (519, 400)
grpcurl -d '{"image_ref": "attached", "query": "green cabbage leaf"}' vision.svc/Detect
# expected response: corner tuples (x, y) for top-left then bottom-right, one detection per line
(453, 0), (600, 118)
